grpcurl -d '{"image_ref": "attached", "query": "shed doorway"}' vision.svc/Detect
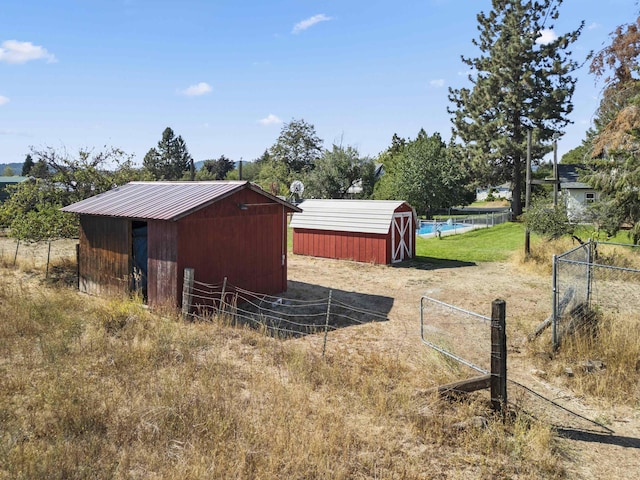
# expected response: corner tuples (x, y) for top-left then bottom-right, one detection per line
(391, 212), (412, 263)
(131, 221), (148, 298)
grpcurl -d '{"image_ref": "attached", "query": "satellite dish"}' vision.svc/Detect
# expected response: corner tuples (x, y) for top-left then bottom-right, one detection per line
(290, 180), (305, 196)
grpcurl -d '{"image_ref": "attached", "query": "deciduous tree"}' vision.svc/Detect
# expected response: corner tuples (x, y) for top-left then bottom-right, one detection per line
(269, 119), (323, 174)
(388, 130), (474, 218)
(305, 145), (375, 199)
(197, 155), (235, 180)
(0, 146), (143, 240)
(449, 0), (583, 216)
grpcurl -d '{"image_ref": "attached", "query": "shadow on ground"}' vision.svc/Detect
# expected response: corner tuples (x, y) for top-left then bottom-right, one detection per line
(558, 428), (640, 449)
(392, 256), (476, 270)
(194, 280), (394, 339)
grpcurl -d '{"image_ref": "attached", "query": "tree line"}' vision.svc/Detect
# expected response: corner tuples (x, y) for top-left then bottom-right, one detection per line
(2, 0), (639, 244)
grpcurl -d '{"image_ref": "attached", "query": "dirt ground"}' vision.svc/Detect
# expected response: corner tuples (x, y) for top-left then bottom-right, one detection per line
(286, 254), (640, 480)
(2, 236), (638, 479)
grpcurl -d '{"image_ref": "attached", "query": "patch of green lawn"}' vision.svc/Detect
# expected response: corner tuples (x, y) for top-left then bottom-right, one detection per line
(416, 222), (528, 263)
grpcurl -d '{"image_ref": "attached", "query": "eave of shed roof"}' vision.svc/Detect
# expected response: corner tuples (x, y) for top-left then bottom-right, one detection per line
(61, 181), (300, 220)
(289, 199), (414, 234)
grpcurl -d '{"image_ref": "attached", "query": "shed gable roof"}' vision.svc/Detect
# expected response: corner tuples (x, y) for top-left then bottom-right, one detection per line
(290, 199), (414, 234)
(61, 181), (300, 220)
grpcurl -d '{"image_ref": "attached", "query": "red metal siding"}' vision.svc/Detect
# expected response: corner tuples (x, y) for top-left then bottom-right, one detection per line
(177, 189), (288, 299)
(292, 202), (416, 265)
(293, 228), (389, 264)
(147, 220), (178, 308)
(78, 215), (130, 296)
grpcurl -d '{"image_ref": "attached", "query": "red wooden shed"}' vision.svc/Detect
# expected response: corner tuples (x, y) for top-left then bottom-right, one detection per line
(62, 181), (300, 307)
(290, 199), (417, 264)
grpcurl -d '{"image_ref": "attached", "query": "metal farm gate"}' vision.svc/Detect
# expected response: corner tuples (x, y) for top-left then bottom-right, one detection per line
(420, 296), (613, 433)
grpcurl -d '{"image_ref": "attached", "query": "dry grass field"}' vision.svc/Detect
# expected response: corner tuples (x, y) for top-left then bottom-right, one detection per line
(0, 236), (638, 479)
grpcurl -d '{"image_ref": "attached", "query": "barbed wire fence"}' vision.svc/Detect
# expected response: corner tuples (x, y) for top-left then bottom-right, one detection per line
(181, 271), (389, 356)
(551, 240), (640, 349)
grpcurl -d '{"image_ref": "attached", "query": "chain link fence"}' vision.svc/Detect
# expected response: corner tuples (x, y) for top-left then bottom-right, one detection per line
(418, 212), (512, 237)
(552, 240), (640, 348)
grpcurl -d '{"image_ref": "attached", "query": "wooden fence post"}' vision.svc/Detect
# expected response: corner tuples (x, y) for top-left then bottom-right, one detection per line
(181, 268), (194, 319)
(219, 276), (227, 317)
(322, 289), (332, 357)
(45, 240), (52, 279)
(491, 299), (507, 414)
(76, 243), (80, 289)
(13, 239), (20, 266)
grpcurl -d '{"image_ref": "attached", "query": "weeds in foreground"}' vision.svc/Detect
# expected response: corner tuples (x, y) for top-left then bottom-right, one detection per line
(545, 313), (640, 406)
(0, 271), (566, 479)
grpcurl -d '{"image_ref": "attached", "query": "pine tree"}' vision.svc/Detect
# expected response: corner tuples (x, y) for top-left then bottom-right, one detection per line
(449, 0), (583, 216)
(22, 154), (34, 176)
(143, 127), (193, 180)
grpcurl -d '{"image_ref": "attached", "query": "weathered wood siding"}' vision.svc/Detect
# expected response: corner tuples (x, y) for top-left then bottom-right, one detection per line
(147, 220), (178, 307)
(177, 189), (288, 298)
(78, 215), (130, 296)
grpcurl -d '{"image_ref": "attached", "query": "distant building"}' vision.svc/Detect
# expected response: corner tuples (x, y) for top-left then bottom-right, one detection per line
(476, 183), (512, 201)
(557, 164), (599, 221)
(0, 176), (28, 203)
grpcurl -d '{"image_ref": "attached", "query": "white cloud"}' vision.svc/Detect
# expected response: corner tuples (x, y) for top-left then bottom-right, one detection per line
(536, 28), (558, 45)
(180, 82), (212, 96)
(292, 14), (332, 34)
(430, 79), (445, 88)
(0, 40), (56, 64)
(259, 114), (282, 125)
(0, 96), (9, 106)
(588, 22), (600, 31)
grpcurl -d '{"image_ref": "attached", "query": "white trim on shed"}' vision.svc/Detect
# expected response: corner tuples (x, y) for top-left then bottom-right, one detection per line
(290, 199), (416, 235)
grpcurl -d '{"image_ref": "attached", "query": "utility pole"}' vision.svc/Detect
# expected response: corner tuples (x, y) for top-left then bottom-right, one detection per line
(525, 129), (532, 257)
(552, 134), (559, 206)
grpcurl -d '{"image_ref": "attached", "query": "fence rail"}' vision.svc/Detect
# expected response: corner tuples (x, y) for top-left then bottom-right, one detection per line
(418, 212), (512, 236)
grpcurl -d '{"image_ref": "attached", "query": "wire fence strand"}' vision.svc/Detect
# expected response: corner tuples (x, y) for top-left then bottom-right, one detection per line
(185, 278), (390, 351)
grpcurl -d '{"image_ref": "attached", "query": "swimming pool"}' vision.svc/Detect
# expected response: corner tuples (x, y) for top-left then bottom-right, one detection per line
(417, 222), (470, 235)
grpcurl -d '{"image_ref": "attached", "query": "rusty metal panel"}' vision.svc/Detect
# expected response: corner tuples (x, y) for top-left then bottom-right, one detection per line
(147, 220), (178, 307)
(62, 181), (300, 221)
(78, 215), (130, 296)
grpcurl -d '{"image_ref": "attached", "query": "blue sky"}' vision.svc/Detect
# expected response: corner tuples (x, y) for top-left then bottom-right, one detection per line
(1, 0), (638, 166)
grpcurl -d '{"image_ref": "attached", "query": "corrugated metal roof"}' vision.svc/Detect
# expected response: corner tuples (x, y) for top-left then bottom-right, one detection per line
(290, 199), (413, 234)
(62, 181), (299, 220)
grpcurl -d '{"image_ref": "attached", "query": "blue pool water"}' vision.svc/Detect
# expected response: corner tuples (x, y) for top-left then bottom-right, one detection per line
(417, 222), (469, 235)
